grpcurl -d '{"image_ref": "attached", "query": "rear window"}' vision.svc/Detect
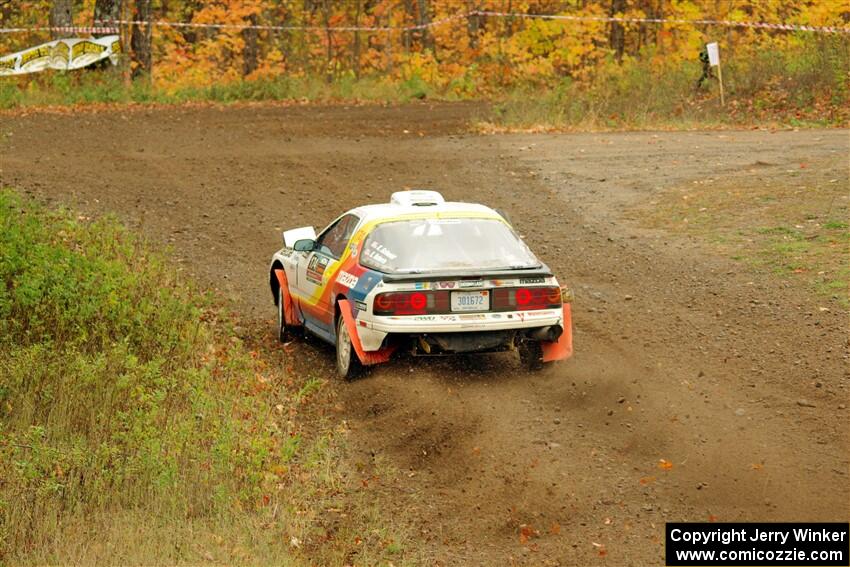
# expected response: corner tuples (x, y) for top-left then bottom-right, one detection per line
(359, 218), (540, 274)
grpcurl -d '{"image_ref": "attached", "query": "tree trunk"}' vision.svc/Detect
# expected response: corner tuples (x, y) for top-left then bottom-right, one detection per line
(50, 0), (74, 39)
(385, 5), (394, 75)
(609, 0), (626, 62)
(322, 0), (333, 83)
(93, 0), (121, 38)
(403, 0), (413, 54)
(466, 0), (480, 50)
(242, 12), (259, 76)
(352, 0), (361, 78)
(131, 0), (152, 78)
(417, 0), (433, 53)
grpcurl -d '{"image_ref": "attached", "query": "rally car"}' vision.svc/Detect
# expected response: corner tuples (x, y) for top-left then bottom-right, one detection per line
(269, 190), (573, 379)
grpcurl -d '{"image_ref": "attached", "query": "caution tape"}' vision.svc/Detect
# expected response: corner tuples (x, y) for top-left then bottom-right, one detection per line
(0, 26), (118, 34)
(1, 10), (848, 35)
(477, 10), (850, 35)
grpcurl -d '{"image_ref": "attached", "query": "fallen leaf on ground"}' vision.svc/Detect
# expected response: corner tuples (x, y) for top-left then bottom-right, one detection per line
(519, 524), (536, 545)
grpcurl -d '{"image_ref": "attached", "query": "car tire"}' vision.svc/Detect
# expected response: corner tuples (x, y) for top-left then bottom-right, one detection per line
(519, 340), (545, 371)
(277, 286), (292, 343)
(335, 314), (363, 380)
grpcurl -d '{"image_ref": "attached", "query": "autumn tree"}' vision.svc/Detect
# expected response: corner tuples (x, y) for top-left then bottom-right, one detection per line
(93, 0), (121, 38)
(131, 0), (152, 77)
(609, 0), (626, 61)
(49, 0), (73, 39)
(242, 12), (259, 76)
(2, 0), (845, 95)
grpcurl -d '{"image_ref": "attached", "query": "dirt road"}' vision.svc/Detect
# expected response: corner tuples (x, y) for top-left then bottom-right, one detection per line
(2, 103), (847, 566)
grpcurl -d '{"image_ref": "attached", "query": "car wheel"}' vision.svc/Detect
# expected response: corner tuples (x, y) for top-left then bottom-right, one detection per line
(335, 314), (362, 380)
(277, 286), (291, 342)
(519, 340), (545, 371)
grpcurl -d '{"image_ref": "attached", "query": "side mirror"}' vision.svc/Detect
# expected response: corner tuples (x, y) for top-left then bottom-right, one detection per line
(293, 239), (316, 252)
(282, 226), (317, 248)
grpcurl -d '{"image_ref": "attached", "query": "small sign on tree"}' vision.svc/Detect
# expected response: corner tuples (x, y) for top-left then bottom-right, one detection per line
(705, 42), (724, 106)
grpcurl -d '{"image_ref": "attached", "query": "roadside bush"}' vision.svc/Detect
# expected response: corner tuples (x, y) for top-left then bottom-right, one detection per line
(0, 190), (281, 561)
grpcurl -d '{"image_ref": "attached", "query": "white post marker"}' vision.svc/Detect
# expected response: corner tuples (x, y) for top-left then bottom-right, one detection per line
(706, 42), (724, 107)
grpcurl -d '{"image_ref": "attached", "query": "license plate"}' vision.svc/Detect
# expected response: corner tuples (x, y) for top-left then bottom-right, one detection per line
(451, 290), (490, 312)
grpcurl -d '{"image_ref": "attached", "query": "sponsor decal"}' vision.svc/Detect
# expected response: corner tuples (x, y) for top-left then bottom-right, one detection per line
(438, 315), (458, 321)
(306, 255), (330, 284)
(413, 315), (437, 321)
(458, 279), (484, 288)
(433, 281), (457, 289)
(337, 271), (359, 289)
(349, 241), (358, 257)
(1, 35), (120, 76)
(459, 314), (487, 320)
(414, 282), (428, 290)
(71, 40), (106, 60)
(354, 300), (367, 311)
(20, 45), (51, 67)
(519, 277), (545, 284)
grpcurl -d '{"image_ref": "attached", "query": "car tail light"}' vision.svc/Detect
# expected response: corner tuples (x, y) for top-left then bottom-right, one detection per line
(373, 291), (450, 315)
(492, 286), (562, 311)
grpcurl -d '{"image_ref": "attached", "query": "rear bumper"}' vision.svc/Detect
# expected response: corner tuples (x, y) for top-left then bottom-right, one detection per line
(355, 308), (565, 352)
(367, 308), (563, 334)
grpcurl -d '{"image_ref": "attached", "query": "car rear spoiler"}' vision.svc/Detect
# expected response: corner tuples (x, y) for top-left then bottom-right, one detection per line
(380, 266), (553, 283)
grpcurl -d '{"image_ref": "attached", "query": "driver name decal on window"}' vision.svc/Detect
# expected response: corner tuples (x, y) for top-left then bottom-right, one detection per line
(359, 218), (539, 274)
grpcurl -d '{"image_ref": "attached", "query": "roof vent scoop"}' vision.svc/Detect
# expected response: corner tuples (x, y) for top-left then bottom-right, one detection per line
(390, 190), (445, 207)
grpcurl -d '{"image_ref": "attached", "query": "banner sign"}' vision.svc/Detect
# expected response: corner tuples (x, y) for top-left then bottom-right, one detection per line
(0, 35), (120, 76)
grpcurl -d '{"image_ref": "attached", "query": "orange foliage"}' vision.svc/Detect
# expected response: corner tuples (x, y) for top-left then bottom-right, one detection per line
(0, 0), (847, 91)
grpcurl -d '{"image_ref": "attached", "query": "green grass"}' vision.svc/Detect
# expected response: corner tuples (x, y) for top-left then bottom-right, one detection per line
(638, 156), (850, 305)
(0, 68), (444, 109)
(0, 190), (410, 565)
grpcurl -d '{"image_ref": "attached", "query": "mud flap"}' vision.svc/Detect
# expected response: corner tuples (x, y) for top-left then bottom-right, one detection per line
(274, 269), (301, 327)
(541, 303), (573, 362)
(338, 299), (395, 366)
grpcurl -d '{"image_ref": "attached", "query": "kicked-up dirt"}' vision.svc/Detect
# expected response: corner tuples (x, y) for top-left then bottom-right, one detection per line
(2, 103), (847, 566)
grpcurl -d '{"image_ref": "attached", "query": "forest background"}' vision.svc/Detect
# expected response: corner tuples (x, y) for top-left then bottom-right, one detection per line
(1, 0), (848, 128)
